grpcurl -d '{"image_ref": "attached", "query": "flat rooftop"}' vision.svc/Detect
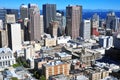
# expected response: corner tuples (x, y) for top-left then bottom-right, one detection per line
(56, 52), (72, 57)
(43, 60), (66, 67)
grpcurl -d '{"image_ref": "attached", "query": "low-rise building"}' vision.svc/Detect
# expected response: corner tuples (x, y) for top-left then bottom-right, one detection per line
(55, 52), (72, 60)
(45, 38), (56, 47)
(49, 74), (69, 80)
(79, 48), (101, 66)
(57, 36), (71, 45)
(85, 68), (109, 80)
(42, 60), (70, 79)
(0, 48), (16, 68)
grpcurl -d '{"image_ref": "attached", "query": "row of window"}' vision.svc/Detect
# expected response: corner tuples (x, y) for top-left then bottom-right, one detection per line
(0, 56), (13, 60)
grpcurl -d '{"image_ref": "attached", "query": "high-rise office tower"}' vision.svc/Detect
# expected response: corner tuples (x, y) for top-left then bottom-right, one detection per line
(24, 18), (30, 41)
(106, 11), (116, 30)
(29, 4), (41, 41)
(20, 4), (28, 19)
(5, 14), (16, 23)
(91, 13), (99, 36)
(56, 11), (66, 36)
(66, 5), (82, 39)
(43, 4), (56, 33)
(49, 21), (59, 38)
(6, 9), (19, 21)
(81, 19), (91, 40)
(7, 23), (22, 52)
(40, 15), (44, 35)
(0, 9), (7, 29)
(114, 17), (120, 32)
(0, 20), (3, 30)
(0, 30), (8, 47)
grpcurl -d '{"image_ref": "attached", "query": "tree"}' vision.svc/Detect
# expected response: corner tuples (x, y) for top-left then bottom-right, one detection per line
(40, 75), (46, 80)
(11, 77), (18, 80)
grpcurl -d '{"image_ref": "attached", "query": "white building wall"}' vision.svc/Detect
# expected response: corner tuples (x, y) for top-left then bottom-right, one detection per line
(0, 20), (3, 29)
(108, 36), (113, 48)
(57, 36), (71, 44)
(0, 48), (16, 68)
(11, 23), (22, 52)
(83, 20), (91, 40)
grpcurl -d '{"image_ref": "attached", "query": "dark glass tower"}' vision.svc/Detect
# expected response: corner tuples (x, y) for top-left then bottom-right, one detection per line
(43, 4), (56, 33)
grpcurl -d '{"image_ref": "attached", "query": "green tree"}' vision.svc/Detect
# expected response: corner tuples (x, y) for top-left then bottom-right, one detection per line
(40, 75), (46, 80)
(11, 77), (18, 80)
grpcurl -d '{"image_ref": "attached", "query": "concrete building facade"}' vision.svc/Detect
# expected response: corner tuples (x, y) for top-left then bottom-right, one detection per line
(7, 23), (22, 52)
(81, 19), (91, 40)
(29, 4), (41, 41)
(66, 5), (82, 39)
(49, 21), (59, 38)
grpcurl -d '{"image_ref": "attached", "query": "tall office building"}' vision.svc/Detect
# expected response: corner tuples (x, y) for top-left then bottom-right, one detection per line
(40, 15), (44, 35)
(49, 21), (59, 38)
(0, 9), (7, 29)
(5, 14), (16, 23)
(114, 17), (120, 32)
(24, 18), (30, 41)
(0, 20), (3, 30)
(56, 11), (66, 36)
(29, 4), (41, 41)
(0, 30), (8, 47)
(6, 9), (19, 21)
(20, 4), (28, 19)
(81, 19), (91, 40)
(106, 11), (116, 30)
(66, 5), (82, 39)
(7, 23), (22, 52)
(43, 4), (56, 33)
(91, 13), (99, 36)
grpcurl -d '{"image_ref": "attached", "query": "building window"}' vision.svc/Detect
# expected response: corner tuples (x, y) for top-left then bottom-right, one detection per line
(6, 61), (7, 65)
(12, 61), (14, 64)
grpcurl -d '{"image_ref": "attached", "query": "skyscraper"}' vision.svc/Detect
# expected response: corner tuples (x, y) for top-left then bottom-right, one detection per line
(7, 23), (22, 52)
(43, 4), (56, 33)
(40, 15), (44, 35)
(0, 9), (7, 29)
(91, 13), (99, 36)
(0, 20), (3, 30)
(20, 4), (28, 19)
(49, 21), (59, 38)
(81, 19), (91, 40)
(5, 14), (16, 23)
(106, 11), (116, 30)
(29, 4), (41, 41)
(6, 9), (19, 21)
(0, 30), (8, 47)
(114, 17), (120, 32)
(66, 5), (82, 39)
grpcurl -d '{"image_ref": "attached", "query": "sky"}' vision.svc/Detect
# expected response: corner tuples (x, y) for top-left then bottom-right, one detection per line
(0, 0), (120, 10)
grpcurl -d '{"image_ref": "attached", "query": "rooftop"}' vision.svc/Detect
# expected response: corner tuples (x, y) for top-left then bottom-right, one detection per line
(56, 52), (72, 57)
(43, 60), (66, 67)
(0, 48), (12, 54)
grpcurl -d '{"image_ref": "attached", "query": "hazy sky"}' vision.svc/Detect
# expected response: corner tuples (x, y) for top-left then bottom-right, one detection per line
(0, 0), (119, 10)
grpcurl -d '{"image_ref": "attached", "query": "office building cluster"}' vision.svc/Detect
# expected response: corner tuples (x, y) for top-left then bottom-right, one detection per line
(0, 3), (120, 80)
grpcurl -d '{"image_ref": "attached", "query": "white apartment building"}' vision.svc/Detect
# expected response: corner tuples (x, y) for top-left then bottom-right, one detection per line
(0, 48), (16, 68)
